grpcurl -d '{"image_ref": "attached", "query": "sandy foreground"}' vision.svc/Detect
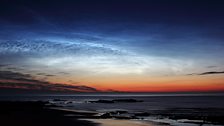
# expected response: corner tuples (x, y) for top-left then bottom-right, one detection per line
(83, 119), (163, 126)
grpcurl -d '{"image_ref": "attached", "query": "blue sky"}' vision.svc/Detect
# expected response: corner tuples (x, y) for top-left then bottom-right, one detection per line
(0, 0), (224, 92)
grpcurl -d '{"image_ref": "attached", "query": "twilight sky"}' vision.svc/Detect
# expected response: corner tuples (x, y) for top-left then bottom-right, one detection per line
(0, 0), (224, 93)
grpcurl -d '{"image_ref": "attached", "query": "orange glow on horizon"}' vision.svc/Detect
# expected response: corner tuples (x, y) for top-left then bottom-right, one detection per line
(46, 74), (224, 92)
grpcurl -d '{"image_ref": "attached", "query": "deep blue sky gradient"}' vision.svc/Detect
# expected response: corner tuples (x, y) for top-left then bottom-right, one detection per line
(0, 0), (224, 92)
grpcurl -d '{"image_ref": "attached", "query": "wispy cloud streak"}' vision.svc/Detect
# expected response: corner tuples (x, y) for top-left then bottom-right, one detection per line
(188, 71), (224, 76)
(0, 70), (99, 92)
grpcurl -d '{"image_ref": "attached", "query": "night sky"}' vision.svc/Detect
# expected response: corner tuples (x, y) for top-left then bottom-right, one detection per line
(1, 0), (224, 93)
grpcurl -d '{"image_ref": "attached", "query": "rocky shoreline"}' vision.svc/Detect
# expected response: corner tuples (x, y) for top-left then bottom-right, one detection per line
(48, 98), (224, 125)
(1, 100), (224, 126)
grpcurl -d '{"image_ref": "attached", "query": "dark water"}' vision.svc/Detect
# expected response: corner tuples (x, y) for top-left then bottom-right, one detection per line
(1, 94), (224, 110)
(1, 93), (224, 126)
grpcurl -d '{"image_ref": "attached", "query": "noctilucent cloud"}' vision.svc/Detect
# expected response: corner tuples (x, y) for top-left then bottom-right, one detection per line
(1, 0), (224, 92)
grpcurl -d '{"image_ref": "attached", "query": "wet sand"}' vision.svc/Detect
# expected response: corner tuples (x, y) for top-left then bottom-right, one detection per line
(84, 119), (164, 126)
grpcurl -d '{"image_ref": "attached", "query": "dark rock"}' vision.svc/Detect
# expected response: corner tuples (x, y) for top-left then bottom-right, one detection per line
(65, 101), (73, 104)
(134, 112), (150, 116)
(88, 100), (114, 103)
(109, 110), (128, 115)
(53, 99), (66, 101)
(112, 99), (143, 103)
(100, 113), (112, 118)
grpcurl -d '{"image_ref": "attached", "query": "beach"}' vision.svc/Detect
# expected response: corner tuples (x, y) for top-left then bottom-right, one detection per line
(84, 119), (163, 126)
(0, 101), (96, 126)
(0, 101), (165, 126)
(1, 94), (224, 126)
